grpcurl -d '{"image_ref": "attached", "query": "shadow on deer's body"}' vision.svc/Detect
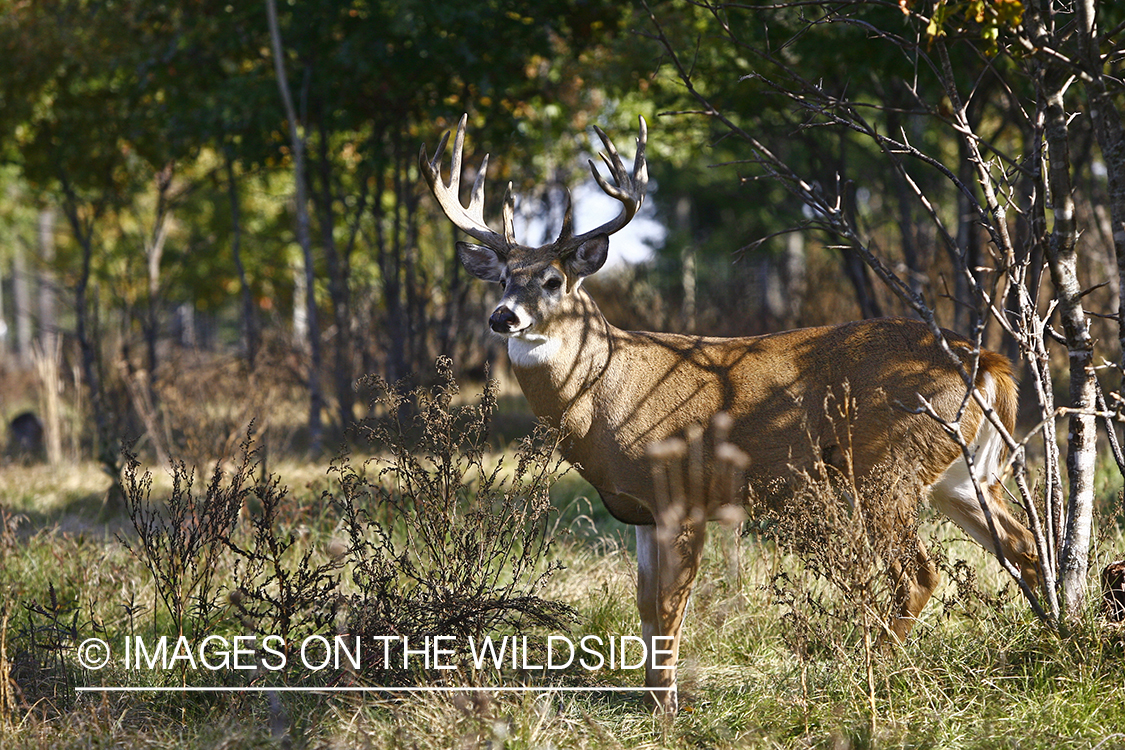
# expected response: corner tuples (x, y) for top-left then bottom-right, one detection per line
(420, 115), (1040, 713)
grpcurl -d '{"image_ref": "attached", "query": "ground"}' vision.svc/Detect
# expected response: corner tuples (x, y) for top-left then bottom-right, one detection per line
(1, 455), (1124, 749)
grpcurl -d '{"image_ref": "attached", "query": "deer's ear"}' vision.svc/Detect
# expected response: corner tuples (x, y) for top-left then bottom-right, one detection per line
(457, 242), (505, 283)
(564, 235), (609, 280)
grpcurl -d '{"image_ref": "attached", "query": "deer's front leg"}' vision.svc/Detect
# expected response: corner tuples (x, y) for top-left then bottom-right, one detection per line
(635, 519), (706, 714)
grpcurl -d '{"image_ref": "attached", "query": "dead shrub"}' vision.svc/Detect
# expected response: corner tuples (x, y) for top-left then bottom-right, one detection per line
(124, 349), (296, 472)
(755, 459), (922, 657)
(118, 444), (246, 641)
(224, 450), (346, 656)
(329, 356), (575, 683)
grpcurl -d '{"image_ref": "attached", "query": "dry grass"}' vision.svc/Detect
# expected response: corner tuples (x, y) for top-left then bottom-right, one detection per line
(1, 435), (1124, 748)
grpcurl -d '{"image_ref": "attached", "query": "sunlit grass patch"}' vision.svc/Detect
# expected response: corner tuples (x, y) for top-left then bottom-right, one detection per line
(1, 435), (1124, 748)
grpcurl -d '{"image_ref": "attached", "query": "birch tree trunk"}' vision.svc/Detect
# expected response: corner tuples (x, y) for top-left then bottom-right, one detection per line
(1040, 81), (1098, 617)
(37, 207), (56, 349)
(12, 226), (31, 365)
(1026, 0), (1113, 621)
(266, 0), (324, 454)
(1073, 0), (1125, 520)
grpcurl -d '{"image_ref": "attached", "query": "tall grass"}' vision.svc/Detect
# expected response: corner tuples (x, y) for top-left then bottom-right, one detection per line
(2, 489), (1124, 747)
(0, 370), (1123, 747)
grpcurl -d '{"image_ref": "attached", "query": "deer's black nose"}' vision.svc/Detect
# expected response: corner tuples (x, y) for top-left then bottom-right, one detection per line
(490, 306), (519, 333)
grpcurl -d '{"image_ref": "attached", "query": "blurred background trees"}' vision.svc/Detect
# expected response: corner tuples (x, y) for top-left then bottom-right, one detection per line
(0, 0), (1122, 524)
(0, 0), (653, 465)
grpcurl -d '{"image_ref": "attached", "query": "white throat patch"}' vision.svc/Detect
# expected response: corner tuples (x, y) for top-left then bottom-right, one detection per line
(507, 333), (561, 368)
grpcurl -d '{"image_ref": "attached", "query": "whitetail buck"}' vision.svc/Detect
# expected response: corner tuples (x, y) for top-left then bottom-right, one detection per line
(420, 115), (1040, 712)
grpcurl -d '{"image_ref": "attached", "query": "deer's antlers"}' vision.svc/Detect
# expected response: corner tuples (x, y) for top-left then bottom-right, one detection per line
(419, 114), (515, 254)
(420, 115), (649, 257)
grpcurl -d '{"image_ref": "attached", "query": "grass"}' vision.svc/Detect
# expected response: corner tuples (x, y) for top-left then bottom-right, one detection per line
(1, 455), (1124, 749)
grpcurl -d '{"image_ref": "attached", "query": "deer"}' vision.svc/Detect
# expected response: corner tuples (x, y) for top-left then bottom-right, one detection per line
(419, 115), (1041, 713)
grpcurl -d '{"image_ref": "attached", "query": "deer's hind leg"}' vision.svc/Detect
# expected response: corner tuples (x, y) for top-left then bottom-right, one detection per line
(929, 429), (1041, 590)
(847, 452), (939, 644)
(885, 538), (940, 643)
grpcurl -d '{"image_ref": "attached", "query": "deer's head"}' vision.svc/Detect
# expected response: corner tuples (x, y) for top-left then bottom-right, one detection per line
(420, 116), (648, 356)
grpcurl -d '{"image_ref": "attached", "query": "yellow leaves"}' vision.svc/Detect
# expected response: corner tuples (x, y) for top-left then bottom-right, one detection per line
(921, 0), (949, 44)
(919, 0), (1024, 55)
(525, 54), (548, 80)
(968, 0), (1024, 27)
(993, 0), (1025, 27)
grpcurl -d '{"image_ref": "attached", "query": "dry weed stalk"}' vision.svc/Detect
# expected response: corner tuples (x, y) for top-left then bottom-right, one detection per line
(0, 607), (14, 727)
(0, 515), (17, 726)
(118, 443), (247, 640)
(645, 412), (750, 591)
(30, 336), (63, 466)
(329, 356), (574, 683)
(225, 461), (345, 654)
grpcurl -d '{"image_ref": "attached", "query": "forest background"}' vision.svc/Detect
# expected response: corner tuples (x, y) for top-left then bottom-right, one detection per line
(2, 0), (1125, 747)
(0, 0), (1118, 471)
(0, 0), (1048, 464)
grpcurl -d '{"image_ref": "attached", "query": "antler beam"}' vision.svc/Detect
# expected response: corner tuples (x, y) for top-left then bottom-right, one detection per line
(557, 116), (649, 252)
(419, 115), (515, 253)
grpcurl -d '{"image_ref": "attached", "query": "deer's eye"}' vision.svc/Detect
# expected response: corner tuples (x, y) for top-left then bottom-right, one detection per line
(543, 277), (563, 291)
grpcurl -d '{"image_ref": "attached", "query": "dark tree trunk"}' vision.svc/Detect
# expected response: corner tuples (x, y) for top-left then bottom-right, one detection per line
(59, 179), (121, 504)
(312, 117), (357, 432)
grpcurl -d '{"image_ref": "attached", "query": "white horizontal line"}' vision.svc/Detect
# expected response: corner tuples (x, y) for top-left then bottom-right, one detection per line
(77, 686), (672, 693)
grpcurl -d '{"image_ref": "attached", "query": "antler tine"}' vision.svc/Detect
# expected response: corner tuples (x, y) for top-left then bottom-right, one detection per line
(557, 189), (575, 242)
(560, 116), (649, 250)
(418, 114), (511, 254)
(467, 153), (489, 223)
(502, 182), (517, 245)
(448, 115), (467, 191)
(418, 129), (449, 189)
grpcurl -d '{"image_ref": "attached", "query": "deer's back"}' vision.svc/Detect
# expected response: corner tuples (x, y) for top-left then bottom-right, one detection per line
(571, 317), (1012, 523)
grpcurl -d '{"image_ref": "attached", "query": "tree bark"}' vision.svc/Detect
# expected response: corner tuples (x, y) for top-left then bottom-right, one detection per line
(12, 227), (31, 365)
(144, 166), (172, 380)
(1074, 0), (1125, 496)
(312, 118), (355, 432)
(58, 178), (121, 502)
(1034, 24), (1098, 619)
(378, 136), (407, 383)
(266, 0), (323, 454)
(953, 146), (982, 332)
(37, 207), (57, 350)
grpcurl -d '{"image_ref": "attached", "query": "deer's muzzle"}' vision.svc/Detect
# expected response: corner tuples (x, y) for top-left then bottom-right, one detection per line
(490, 306), (520, 334)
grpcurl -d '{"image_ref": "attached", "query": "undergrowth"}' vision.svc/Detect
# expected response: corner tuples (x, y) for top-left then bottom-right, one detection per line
(333, 356), (575, 681)
(0, 362), (1124, 747)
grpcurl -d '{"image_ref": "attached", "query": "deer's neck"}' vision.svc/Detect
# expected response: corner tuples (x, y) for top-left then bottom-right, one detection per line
(506, 290), (613, 427)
